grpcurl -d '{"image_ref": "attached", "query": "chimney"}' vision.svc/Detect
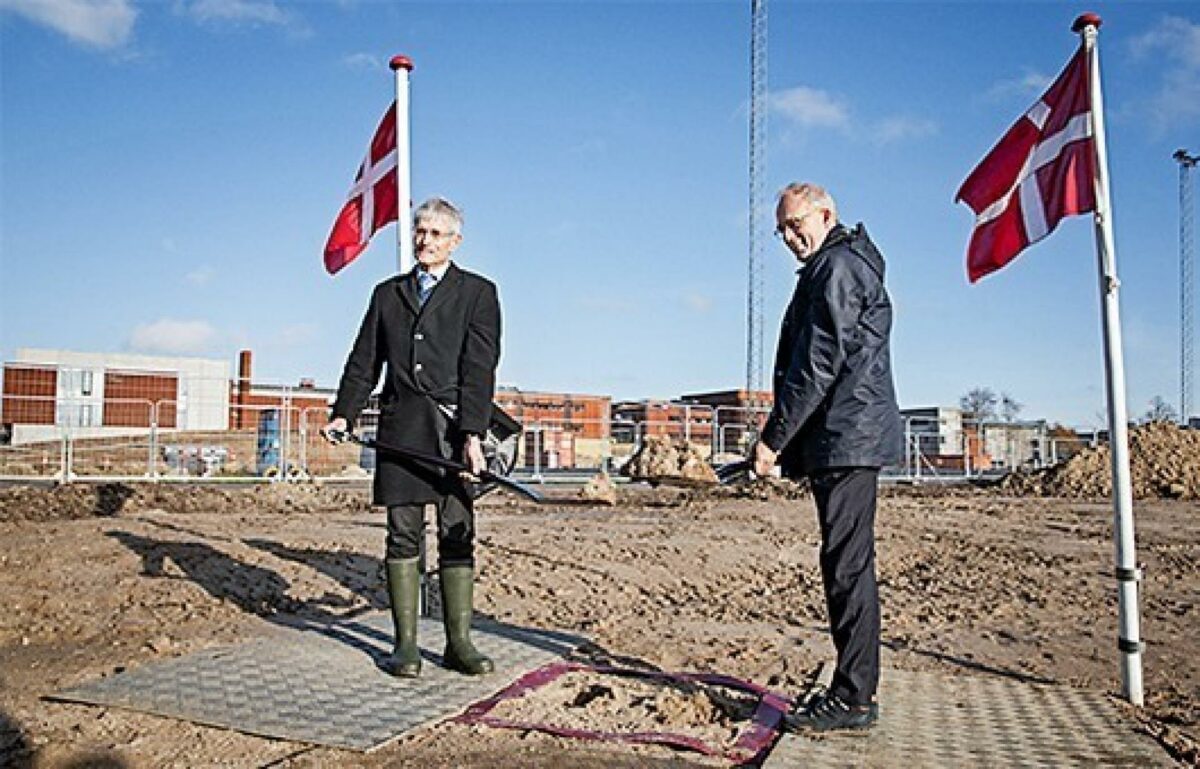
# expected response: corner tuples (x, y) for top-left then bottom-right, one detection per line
(236, 350), (252, 428)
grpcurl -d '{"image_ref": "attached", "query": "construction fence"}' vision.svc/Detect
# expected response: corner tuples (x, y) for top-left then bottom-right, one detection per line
(1, 388), (1092, 484)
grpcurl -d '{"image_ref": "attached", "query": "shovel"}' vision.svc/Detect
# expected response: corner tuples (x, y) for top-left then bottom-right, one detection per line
(327, 430), (587, 505)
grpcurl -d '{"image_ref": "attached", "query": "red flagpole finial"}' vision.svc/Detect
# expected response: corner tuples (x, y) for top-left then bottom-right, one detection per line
(1072, 13), (1102, 33)
(390, 55), (414, 72)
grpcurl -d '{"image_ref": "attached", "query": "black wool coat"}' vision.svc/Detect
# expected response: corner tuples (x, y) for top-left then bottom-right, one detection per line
(760, 223), (902, 476)
(331, 263), (501, 505)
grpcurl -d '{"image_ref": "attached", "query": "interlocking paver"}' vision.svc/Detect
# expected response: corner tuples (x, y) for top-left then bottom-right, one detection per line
(52, 614), (585, 751)
(764, 668), (1171, 767)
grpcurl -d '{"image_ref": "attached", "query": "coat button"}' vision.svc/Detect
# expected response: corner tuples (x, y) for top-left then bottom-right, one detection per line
(414, 333), (424, 341)
(414, 363), (424, 372)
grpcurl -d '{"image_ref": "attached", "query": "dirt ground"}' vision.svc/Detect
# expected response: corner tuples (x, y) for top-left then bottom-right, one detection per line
(0, 480), (1196, 767)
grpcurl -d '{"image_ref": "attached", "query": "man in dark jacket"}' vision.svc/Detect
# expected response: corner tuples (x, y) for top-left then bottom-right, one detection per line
(752, 182), (902, 731)
(323, 197), (501, 678)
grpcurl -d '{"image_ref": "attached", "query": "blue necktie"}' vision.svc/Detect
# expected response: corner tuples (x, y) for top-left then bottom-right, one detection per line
(418, 272), (437, 306)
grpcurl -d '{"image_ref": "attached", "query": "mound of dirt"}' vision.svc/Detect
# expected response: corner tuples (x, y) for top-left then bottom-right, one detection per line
(623, 436), (718, 484)
(709, 476), (810, 501)
(485, 670), (757, 749)
(0, 482), (373, 522)
(579, 472), (618, 506)
(1001, 421), (1200, 499)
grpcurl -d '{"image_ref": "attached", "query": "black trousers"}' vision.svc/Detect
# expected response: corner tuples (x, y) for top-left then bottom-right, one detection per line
(386, 487), (475, 567)
(810, 467), (881, 706)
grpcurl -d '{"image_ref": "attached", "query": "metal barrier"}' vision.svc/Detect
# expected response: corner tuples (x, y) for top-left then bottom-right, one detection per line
(1, 387), (1086, 485)
(896, 415), (1062, 481)
(712, 406), (770, 457)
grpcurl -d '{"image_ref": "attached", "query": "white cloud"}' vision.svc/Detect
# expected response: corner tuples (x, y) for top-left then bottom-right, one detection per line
(1130, 15), (1200, 69)
(181, 0), (289, 27)
(770, 86), (850, 129)
(770, 84), (937, 146)
(984, 69), (1052, 102)
(185, 266), (214, 286)
(683, 292), (714, 314)
(129, 319), (218, 355)
(0, 0), (136, 49)
(1128, 16), (1200, 132)
(341, 52), (385, 72)
(872, 116), (938, 145)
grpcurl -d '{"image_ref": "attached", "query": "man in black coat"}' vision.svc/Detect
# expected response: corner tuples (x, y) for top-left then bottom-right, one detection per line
(323, 197), (501, 678)
(752, 182), (902, 731)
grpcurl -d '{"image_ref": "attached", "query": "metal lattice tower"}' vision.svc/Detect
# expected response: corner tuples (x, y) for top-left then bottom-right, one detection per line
(747, 0), (768, 396)
(1176, 149), (1197, 423)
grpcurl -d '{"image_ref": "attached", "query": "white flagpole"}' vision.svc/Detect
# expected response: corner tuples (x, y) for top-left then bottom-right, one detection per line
(389, 54), (426, 615)
(390, 55), (415, 275)
(1073, 12), (1144, 706)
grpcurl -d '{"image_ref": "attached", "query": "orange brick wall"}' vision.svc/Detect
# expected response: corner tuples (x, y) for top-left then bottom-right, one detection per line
(228, 386), (331, 429)
(494, 391), (611, 439)
(104, 371), (178, 427)
(613, 401), (714, 441)
(1, 365), (57, 425)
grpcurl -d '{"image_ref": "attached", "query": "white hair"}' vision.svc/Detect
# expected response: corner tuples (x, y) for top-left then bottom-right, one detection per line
(778, 182), (838, 220)
(413, 197), (463, 235)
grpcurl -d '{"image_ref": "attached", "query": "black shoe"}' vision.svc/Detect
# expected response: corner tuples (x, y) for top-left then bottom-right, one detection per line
(784, 692), (878, 733)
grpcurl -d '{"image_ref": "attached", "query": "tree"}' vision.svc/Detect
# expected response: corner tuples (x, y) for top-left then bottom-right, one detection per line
(960, 387), (998, 421)
(1143, 396), (1178, 424)
(999, 392), (1024, 422)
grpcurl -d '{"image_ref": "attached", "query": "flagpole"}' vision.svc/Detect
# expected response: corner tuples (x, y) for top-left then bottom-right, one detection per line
(1073, 12), (1144, 707)
(390, 55), (414, 274)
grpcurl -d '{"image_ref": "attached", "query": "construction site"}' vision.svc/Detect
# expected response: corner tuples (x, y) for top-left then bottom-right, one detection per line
(0, 428), (1197, 766)
(3, 2), (1200, 768)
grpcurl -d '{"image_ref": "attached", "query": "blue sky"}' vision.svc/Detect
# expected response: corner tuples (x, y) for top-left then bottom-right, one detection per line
(1, 0), (1197, 428)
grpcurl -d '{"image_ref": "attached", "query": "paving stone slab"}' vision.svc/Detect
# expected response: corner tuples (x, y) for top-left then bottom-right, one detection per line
(51, 614), (586, 751)
(764, 668), (1171, 768)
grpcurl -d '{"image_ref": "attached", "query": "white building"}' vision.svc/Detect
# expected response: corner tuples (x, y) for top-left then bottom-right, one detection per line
(2, 348), (230, 445)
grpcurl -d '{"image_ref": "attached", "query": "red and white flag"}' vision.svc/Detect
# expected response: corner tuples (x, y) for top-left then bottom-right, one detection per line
(324, 102), (401, 275)
(956, 47), (1096, 283)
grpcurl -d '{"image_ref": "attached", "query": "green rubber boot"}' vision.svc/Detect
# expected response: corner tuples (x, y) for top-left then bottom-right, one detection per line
(385, 557), (422, 677)
(439, 565), (494, 675)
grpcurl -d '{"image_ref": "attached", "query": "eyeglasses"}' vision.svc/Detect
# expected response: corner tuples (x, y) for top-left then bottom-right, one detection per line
(774, 209), (821, 239)
(414, 226), (457, 241)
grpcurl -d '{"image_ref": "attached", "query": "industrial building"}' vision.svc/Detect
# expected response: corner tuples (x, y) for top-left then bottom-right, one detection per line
(2, 347), (1065, 476)
(493, 387), (612, 470)
(1, 348), (230, 445)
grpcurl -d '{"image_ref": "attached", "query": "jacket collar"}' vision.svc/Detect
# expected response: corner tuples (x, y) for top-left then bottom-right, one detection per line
(397, 262), (462, 316)
(800, 223), (884, 280)
(798, 223), (850, 275)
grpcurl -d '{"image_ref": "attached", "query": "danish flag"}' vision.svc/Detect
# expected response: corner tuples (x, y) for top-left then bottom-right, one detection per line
(956, 47), (1096, 283)
(324, 102), (400, 275)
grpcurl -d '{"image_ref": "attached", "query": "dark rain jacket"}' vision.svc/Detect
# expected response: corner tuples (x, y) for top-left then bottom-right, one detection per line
(331, 263), (501, 505)
(760, 223), (902, 476)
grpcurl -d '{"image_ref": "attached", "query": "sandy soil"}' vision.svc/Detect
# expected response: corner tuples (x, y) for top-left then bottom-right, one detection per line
(0, 481), (1195, 767)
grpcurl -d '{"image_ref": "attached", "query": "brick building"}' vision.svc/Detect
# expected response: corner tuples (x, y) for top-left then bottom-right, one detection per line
(610, 399), (715, 443)
(493, 387), (611, 439)
(2, 348), (229, 445)
(493, 387), (611, 469)
(228, 351), (334, 431)
(680, 389), (772, 454)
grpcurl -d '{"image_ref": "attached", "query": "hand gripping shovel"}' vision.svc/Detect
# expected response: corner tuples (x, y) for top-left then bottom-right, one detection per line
(327, 430), (558, 505)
